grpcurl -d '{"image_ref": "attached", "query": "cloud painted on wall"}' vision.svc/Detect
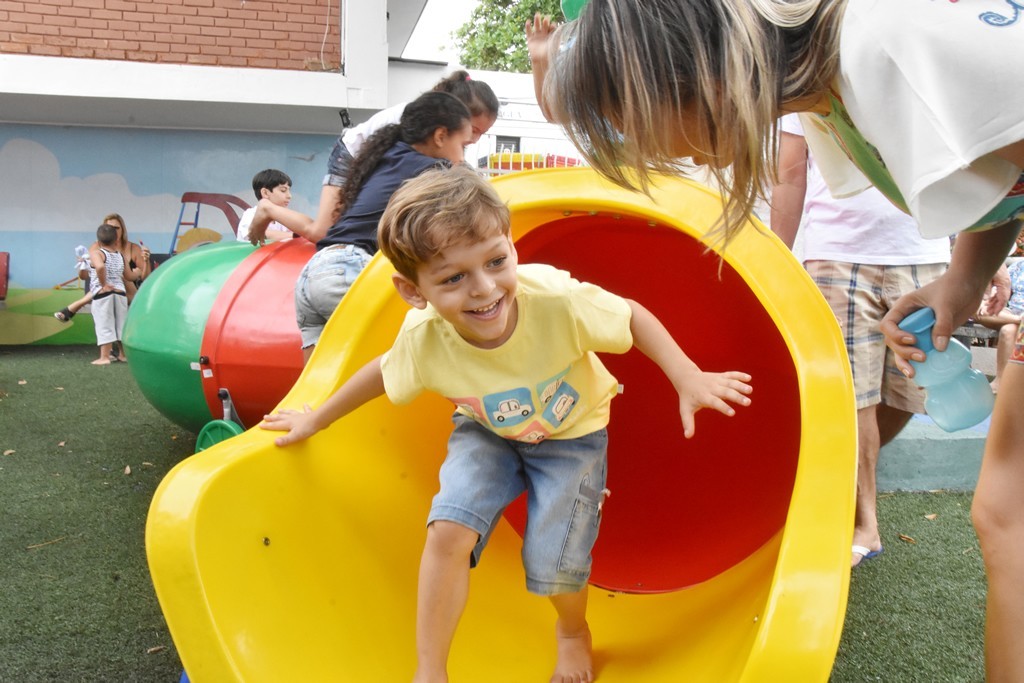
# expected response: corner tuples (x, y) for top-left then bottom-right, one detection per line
(1, 138), (186, 234)
(0, 137), (317, 237)
(161, 144), (325, 205)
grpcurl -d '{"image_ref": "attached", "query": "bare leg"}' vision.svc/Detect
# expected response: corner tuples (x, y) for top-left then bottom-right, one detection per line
(973, 362), (1024, 682)
(302, 344), (315, 365)
(68, 291), (94, 314)
(974, 314), (1020, 394)
(548, 587), (594, 683)
(877, 403), (913, 446)
(991, 323), (1017, 393)
(56, 291), (95, 321)
(851, 404), (912, 567)
(412, 521), (478, 683)
(92, 343), (112, 365)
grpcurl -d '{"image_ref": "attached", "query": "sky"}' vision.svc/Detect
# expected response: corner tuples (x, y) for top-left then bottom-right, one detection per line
(402, 0), (479, 64)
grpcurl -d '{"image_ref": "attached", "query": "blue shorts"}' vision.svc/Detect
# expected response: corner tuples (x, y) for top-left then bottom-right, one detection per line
(294, 244), (373, 348)
(429, 415), (609, 596)
(322, 136), (353, 188)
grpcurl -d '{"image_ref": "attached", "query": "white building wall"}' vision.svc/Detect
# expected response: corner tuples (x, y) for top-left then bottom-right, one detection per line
(0, 1), (392, 134)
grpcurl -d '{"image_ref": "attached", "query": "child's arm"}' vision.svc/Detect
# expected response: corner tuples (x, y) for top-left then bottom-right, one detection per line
(124, 244), (147, 284)
(265, 227), (296, 243)
(89, 249), (112, 292)
(526, 13), (560, 123)
(259, 356), (386, 446)
(769, 132), (809, 250)
(627, 300), (752, 439)
(136, 241), (152, 280)
(248, 199), (319, 246)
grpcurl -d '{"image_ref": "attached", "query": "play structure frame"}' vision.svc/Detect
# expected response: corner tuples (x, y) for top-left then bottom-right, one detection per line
(146, 168), (856, 681)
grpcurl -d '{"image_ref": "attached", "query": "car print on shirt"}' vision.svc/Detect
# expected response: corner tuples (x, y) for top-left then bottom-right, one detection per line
(447, 396), (485, 421)
(511, 421), (552, 443)
(537, 368), (569, 404)
(539, 381), (560, 405)
(517, 429), (548, 443)
(483, 388), (535, 429)
(493, 398), (532, 423)
(542, 383), (580, 427)
(551, 394), (575, 422)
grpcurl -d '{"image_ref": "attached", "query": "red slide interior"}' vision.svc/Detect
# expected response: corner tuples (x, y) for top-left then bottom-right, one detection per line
(506, 215), (801, 593)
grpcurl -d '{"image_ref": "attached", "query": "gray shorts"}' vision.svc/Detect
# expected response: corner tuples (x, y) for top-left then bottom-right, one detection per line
(91, 292), (127, 346)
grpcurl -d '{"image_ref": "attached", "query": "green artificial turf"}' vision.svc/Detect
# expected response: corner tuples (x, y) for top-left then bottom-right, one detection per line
(831, 491), (986, 682)
(0, 346), (194, 682)
(0, 345), (988, 681)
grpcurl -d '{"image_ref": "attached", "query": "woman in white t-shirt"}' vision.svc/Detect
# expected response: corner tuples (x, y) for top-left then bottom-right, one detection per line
(531, 1), (1024, 676)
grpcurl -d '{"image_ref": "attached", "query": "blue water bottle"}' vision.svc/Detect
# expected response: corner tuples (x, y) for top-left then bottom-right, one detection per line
(897, 308), (994, 431)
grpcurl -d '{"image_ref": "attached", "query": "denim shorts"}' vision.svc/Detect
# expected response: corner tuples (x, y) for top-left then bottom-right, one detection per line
(294, 244), (373, 348)
(322, 136), (353, 188)
(429, 415), (609, 596)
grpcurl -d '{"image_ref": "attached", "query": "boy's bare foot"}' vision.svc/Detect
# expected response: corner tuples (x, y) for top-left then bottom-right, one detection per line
(551, 623), (593, 683)
(91, 358), (111, 365)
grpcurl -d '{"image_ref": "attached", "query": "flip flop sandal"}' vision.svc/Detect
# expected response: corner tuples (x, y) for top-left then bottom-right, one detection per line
(852, 544), (884, 568)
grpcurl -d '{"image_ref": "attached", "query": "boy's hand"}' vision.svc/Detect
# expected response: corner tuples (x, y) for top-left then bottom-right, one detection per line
(260, 404), (320, 447)
(676, 370), (752, 439)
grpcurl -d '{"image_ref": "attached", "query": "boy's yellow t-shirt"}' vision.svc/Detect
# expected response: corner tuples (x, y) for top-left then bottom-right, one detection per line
(380, 264), (633, 443)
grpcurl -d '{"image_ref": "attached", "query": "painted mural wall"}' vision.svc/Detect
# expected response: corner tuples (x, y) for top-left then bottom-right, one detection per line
(0, 124), (336, 345)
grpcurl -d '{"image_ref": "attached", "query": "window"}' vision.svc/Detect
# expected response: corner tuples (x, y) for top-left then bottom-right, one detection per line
(495, 136), (520, 153)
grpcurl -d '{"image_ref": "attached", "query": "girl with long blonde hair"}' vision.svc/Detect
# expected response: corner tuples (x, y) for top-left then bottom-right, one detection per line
(528, 2), (1024, 677)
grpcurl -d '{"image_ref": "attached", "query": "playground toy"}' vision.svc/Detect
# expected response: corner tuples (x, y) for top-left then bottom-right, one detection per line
(123, 239), (308, 432)
(145, 168), (856, 681)
(162, 192), (250, 262)
(0, 251), (9, 301)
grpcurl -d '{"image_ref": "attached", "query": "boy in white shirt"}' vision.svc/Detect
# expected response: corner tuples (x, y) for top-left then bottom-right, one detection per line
(236, 169), (294, 244)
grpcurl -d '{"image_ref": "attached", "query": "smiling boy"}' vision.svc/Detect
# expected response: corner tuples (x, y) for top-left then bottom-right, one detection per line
(260, 165), (752, 682)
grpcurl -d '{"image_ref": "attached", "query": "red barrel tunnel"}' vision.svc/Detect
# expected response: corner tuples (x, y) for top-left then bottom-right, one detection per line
(506, 214), (801, 593)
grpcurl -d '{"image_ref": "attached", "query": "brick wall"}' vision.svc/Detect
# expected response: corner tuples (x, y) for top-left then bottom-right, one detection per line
(0, 0), (342, 72)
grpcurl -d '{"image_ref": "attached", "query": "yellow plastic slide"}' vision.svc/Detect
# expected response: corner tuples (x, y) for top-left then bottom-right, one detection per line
(147, 169), (856, 681)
